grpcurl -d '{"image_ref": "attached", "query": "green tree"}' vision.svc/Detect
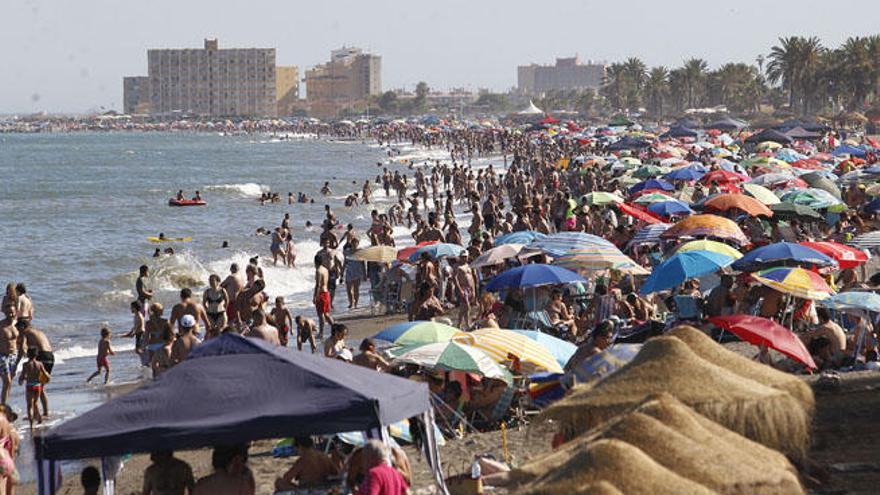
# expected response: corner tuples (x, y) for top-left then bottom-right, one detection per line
(644, 66), (669, 118)
(378, 91), (398, 112)
(767, 36), (824, 115)
(681, 58), (709, 109)
(413, 81), (429, 111)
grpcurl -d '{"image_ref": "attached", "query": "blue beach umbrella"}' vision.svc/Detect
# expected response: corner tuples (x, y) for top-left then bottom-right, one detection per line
(510, 330), (577, 367)
(730, 241), (836, 272)
(640, 250), (734, 295)
(485, 264), (586, 292)
(495, 230), (547, 247)
(629, 178), (675, 194)
(408, 242), (465, 262)
(819, 292), (880, 313)
(648, 200), (693, 217)
(664, 166), (706, 182)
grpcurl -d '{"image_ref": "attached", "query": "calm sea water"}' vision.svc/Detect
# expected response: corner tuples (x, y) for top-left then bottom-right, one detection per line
(0, 132), (451, 473)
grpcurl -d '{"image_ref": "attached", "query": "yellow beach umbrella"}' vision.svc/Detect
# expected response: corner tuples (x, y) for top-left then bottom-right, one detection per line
(351, 245), (397, 262)
(742, 183), (782, 205)
(455, 328), (563, 373)
(676, 240), (743, 260)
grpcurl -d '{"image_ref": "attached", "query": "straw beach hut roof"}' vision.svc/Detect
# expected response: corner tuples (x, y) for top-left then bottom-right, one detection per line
(543, 337), (810, 460)
(519, 395), (803, 495)
(520, 439), (717, 495)
(667, 325), (815, 414)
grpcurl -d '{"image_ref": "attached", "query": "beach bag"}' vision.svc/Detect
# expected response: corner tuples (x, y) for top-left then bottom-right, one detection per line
(38, 368), (50, 385)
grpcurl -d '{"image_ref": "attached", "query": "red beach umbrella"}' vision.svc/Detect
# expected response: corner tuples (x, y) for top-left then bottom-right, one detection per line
(617, 203), (663, 224)
(800, 241), (869, 269)
(397, 241), (438, 262)
(708, 315), (817, 370)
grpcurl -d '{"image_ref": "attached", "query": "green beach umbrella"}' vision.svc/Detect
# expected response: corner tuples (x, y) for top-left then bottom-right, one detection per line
(581, 191), (624, 206)
(741, 183), (781, 205)
(633, 165), (666, 178)
(373, 321), (465, 346)
(389, 341), (513, 384)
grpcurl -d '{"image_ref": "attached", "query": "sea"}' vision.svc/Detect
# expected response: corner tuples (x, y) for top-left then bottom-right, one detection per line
(0, 131), (466, 479)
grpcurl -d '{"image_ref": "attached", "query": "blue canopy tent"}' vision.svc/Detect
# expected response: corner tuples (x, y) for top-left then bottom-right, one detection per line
(607, 136), (651, 151)
(660, 126), (698, 139)
(745, 128), (793, 145)
(35, 334), (446, 494)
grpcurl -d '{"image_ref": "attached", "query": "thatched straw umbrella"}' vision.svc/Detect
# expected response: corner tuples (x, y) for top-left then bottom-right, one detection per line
(519, 395), (803, 495)
(543, 337), (810, 460)
(573, 482), (624, 495)
(521, 439), (716, 495)
(667, 325), (815, 414)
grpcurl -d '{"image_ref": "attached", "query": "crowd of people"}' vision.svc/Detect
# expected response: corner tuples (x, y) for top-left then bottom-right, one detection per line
(3, 113), (880, 493)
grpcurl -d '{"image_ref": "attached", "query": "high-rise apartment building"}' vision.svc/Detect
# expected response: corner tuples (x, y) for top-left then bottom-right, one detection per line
(305, 47), (381, 117)
(123, 76), (151, 114)
(141, 39), (277, 117)
(276, 66), (300, 116)
(517, 56), (605, 94)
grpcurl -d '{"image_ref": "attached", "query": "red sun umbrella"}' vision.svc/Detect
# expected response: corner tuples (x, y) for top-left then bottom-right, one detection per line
(800, 241), (868, 269)
(540, 115), (559, 125)
(396, 241), (438, 262)
(617, 203), (663, 224)
(701, 169), (748, 185)
(708, 315), (817, 370)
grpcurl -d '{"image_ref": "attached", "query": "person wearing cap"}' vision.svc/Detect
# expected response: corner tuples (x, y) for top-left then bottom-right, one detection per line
(171, 314), (201, 365)
(169, 288), (209, 335)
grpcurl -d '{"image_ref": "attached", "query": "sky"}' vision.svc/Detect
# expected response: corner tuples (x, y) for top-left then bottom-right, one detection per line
(1, 0), (879, 113)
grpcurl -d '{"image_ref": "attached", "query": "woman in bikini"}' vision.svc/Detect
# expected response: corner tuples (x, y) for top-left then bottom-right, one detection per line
(203, 275), (228, 339)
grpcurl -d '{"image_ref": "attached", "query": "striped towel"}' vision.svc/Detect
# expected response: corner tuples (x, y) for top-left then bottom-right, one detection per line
(849, 231), (880, 250)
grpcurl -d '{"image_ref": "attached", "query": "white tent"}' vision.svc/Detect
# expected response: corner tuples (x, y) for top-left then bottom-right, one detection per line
(518, 100), (544, 115)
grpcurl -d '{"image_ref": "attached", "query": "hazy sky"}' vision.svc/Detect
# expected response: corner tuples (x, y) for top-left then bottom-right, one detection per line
(2, 0), (879, 113)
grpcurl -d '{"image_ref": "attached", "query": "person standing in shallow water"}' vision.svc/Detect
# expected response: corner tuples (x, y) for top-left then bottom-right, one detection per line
(0, 306), (18, 405)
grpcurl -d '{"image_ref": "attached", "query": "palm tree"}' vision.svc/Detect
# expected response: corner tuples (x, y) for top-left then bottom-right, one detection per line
(601, 63), (626, 111)
(837, 37), (875, 109)
(681, 58), (709, 109)
(767, 36), (824, 115)
(644, 67), (669, 118)
(621, 57), (647, 109)
(667, 68), (688, 114)
(708, 63), (762, 113)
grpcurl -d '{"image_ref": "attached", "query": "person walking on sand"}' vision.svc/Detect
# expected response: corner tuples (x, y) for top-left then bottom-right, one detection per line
(313, 255), (333, 338)
(19, 347), (48, 429)
(119, 301), (145, 357)
(87, 327), (114, 384)
(0, 305), (18, 404)
(294, 316), (317, 353)
(221, 263), (244, 322)
(15, 319), (53, 416)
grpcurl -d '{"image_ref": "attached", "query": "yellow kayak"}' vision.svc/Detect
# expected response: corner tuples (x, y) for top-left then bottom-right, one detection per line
(147, 236), (192, 243)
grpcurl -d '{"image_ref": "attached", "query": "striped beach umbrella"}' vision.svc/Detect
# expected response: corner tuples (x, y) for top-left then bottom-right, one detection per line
(552, 244), (641, 272)
(752, 267), (835, 300)
(627, 223), (672, 246)
(389, 341), (512, 384)
(660, 214), (750, 246)
(470, 243), (525, 268)
(351, 245), (397, 262)
(528, 232), (615, 257)
(495, 230), (546, 247)
(373, 321), (465, 346)
(455, 328), (563, 373)
(510, 330), (577, 368)
(675, 239), (743, 260)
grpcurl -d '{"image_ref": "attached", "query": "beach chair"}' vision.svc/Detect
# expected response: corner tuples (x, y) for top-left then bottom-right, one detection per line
(672, 295), (703, 321)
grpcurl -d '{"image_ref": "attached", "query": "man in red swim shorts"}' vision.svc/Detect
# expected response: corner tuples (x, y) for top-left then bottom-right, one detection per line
(313, 254), (334, 339)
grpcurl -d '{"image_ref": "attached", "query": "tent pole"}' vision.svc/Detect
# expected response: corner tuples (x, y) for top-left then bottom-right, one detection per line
(424, 409), (450, 495)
